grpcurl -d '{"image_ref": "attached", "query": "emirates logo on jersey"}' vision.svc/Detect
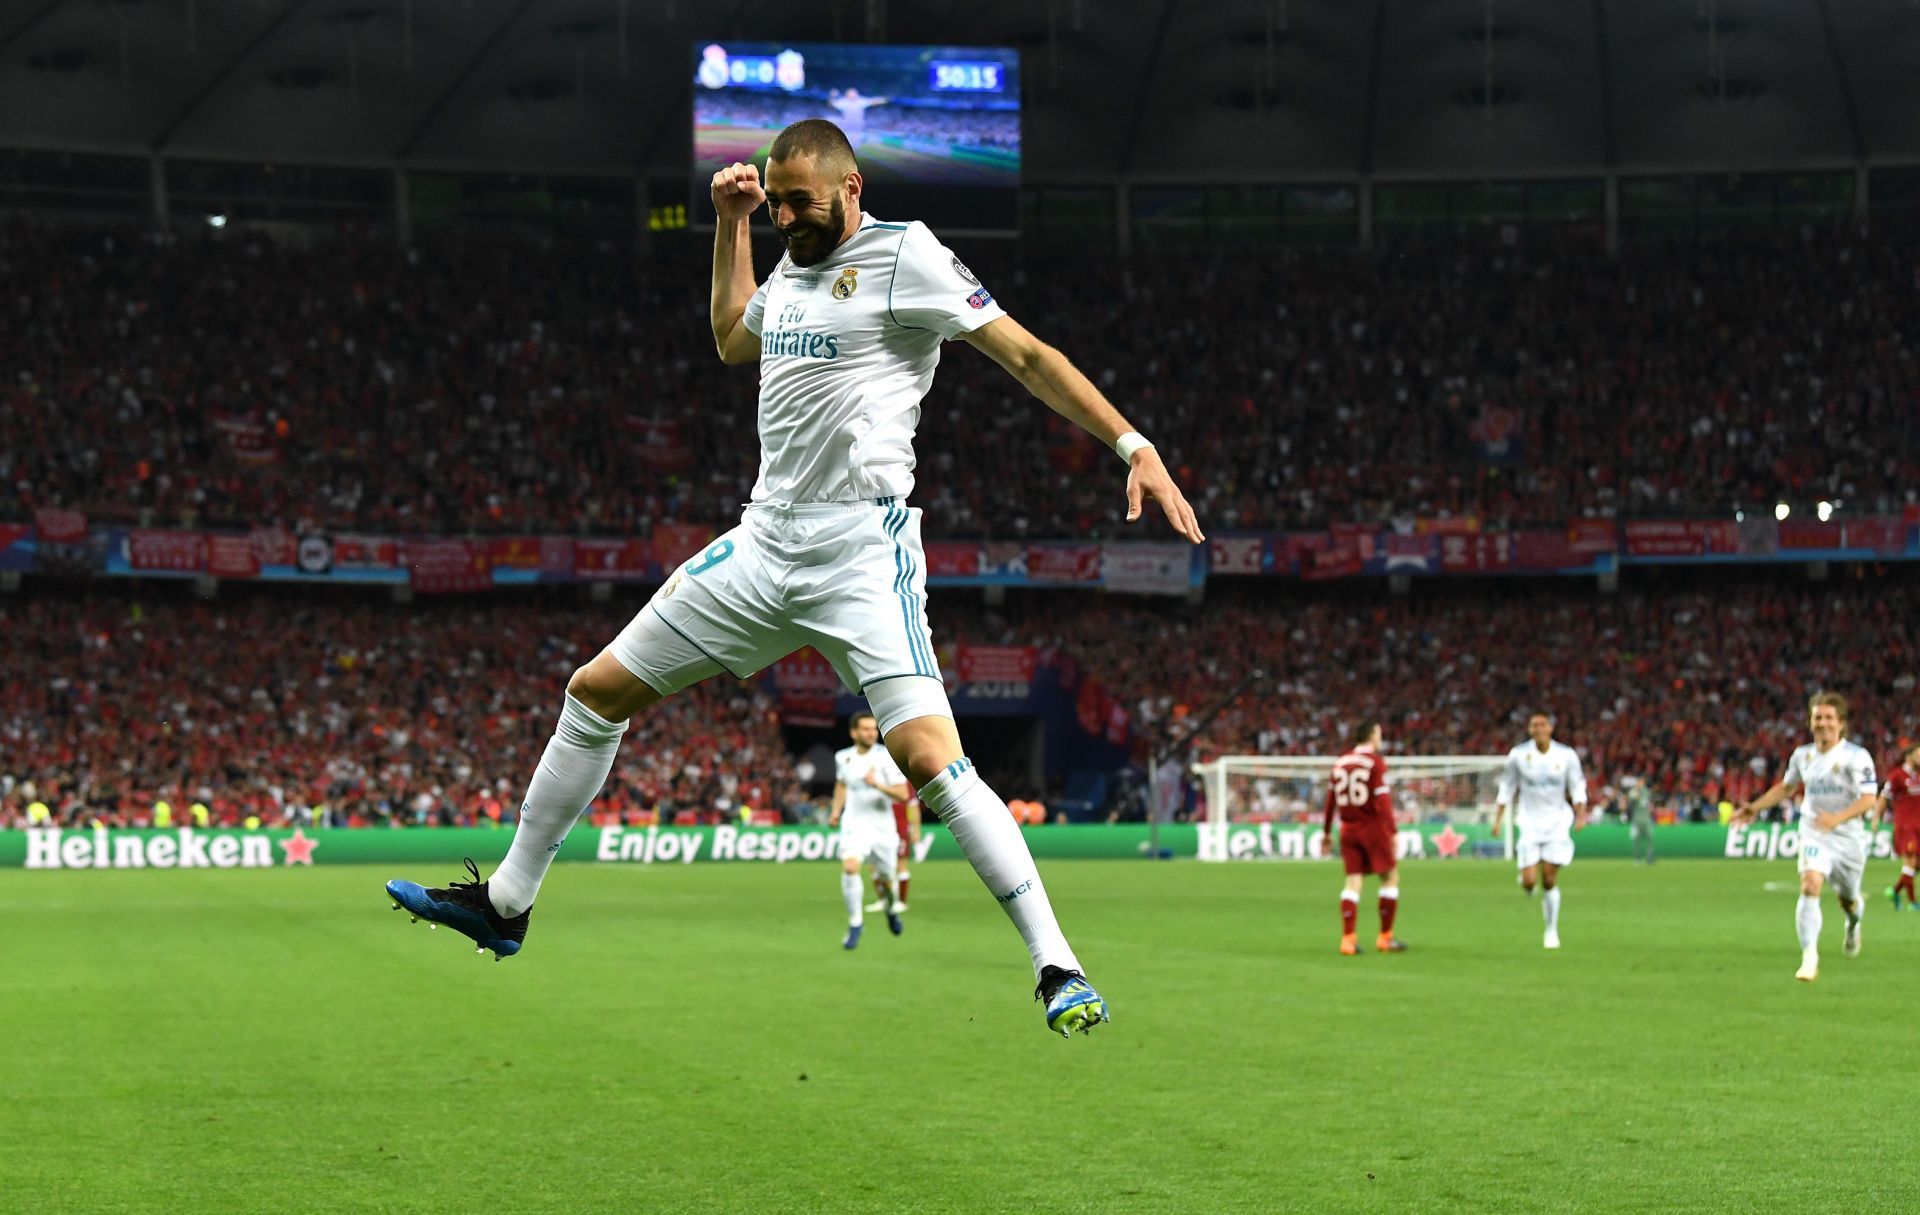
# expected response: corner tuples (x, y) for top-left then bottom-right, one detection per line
(831, 268), (858, 300)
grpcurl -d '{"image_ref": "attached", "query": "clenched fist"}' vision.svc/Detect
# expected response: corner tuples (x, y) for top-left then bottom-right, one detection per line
(711, 161), (766, 223)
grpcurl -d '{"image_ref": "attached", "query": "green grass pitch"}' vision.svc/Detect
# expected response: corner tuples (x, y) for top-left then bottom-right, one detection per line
(5, 858), (1911, 1213)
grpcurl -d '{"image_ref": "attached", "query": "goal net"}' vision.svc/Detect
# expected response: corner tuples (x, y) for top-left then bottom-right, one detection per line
(1190, 755), (1510, 863)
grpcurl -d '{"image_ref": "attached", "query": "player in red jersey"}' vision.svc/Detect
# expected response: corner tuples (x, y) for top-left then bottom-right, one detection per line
(1876, 743), (1920, 909)
(1322, 721), (1405, 955)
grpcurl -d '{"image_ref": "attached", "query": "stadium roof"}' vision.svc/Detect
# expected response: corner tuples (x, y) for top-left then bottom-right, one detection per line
(0, 0), (1915, 180)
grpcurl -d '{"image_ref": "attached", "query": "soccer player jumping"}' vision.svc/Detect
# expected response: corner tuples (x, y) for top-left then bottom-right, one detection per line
(1322, 721), (1406, 955)
(1732, 692), (1878, 982)
(385, 119), (1203, 1037)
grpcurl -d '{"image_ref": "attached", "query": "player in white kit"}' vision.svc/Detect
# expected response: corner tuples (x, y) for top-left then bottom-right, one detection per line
(826, 88), (888, 150)
(1490, 713), (1588, 949)
(383, 118), (1203, 1038)
(830, 712), (911, 949)
(1732, 692), (1879, 982)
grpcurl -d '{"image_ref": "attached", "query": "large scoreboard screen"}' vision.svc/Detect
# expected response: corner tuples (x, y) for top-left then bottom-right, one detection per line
(694, 42), (1020, 231)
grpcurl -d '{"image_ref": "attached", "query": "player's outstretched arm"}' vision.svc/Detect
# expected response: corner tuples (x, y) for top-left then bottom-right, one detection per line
(1733, 781), (1796, 825)
(710, 162), (765, 365)
(962, 315), (1204, 544)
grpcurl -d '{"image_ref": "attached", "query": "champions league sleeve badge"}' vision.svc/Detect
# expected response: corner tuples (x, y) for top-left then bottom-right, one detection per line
(831, 268), (859, 300)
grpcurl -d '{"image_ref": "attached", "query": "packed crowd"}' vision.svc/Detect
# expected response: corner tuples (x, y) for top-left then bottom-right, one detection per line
(954, 575), (1920, 820)
(6, 220), (1917, 542)
(0, 588), (802, 830)
(8, 574), (1913, 830)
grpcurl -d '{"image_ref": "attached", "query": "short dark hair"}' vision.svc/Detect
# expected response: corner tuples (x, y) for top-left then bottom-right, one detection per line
(849, 711), (877, 728)
(1528, 711), (1553, 723)
(1353, 721), (1380, 747)
(768, 119), (857, 176)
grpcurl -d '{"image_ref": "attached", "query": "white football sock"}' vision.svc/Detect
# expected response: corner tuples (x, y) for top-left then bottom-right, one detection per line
(842, 872), (865, 927)
(919, 757), (1080, 978)
(1796, 894), (1823, 952)
(488, 694), (627, 917)
(1542, 887), (1561, 932)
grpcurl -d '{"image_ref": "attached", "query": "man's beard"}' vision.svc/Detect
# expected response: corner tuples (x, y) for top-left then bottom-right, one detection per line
(777, 195), (846, 267)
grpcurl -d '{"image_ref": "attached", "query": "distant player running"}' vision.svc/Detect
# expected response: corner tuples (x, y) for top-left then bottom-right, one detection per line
(826, 88), (888, 150)
(868, 795), (920, 913)
(384, 118), (1203, 1037)
(1490, 712), (1588, 950)
(1877, 743), (1920, 910)
(1322, 721), (1405, 955)
(831, 712), (909, 949)
(1733, 692), (1878, 982)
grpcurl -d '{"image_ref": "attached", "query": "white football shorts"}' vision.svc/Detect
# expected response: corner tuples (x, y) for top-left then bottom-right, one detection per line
(1515, 826), (1575, 869)
(609, 497), (950, 734)
(838, 819), (900, 876)
(1797, 826), (1866, 897)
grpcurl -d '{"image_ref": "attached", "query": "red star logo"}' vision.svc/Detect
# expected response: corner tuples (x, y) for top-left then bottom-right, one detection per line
(1433, 824), (1466, 858)
(279, 828), (319, 866)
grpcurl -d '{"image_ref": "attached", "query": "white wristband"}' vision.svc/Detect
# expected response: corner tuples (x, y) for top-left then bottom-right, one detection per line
(1114, 431), (1153, 463)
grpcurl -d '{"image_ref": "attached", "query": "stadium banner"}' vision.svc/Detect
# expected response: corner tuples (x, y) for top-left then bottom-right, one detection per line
(0, 524), (35, 572)
(651, 524), (716, 571)
(1209, 535), (1267, 575)
(1376, 533), (1439, 574)
(574, 537), (652, 582)
(33, 507), (87, 544)
(1567, 517), (1618, 554)
(924, 541), (981, 577)
(1438, 532), (1513, 573)
(206, 533), (260, 579)
(127, 529), (209, 574)
(2, 824), (1196, 868)
(1199, 820), (1904, 863)
(1301, 542), (1364, 581)
(249, 527), (297, 566)
(1512, 529), (1581, 570)
(1100, 542), (1195, 595)
(4, 822), (1901, 870)
(42, 516), (1920, 591)
(1027, 543), (1101, 584)
(406, 538), (492, 594)
(770, 647), (842, 728)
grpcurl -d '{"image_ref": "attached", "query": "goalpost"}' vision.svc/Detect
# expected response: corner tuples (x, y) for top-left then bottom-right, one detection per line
(1190, 755), (1511, 863)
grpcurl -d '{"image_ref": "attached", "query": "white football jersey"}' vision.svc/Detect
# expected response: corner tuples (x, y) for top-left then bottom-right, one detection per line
(1497, 740), (1588, 833)
(743, 215), (1007, 505)
(1785, 740), (1876, 839)
(834, 744), (907, 830)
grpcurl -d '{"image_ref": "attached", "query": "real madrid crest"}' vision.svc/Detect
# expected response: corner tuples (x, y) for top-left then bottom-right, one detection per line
(831, 267), (859, 300)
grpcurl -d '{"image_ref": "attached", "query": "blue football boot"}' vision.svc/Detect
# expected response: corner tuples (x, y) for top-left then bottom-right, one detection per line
(1037, 964), (1108, 1037)
(386, 858), (528, 961)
